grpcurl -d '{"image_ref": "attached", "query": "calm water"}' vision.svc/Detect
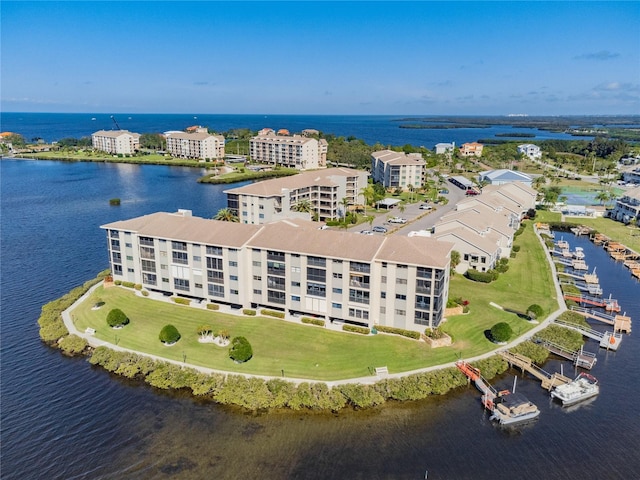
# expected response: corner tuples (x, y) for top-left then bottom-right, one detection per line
(2, 158), (639, 479)
(0, 112), (579, 148)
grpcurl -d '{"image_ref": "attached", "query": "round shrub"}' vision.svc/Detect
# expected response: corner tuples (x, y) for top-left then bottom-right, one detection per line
(229, 336), (253, 363)
(527, 304), (544, 319)
(159, 324), (181, 344)
(107, 308), (129, 328)
(490, 322), (513, 343)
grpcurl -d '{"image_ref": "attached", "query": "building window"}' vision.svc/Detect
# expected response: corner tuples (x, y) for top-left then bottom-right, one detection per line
(291, 281), (301, 287)
(174, 278), (190, 291)
(207, 270), (224, 283)
(333, 272), (342, 279)
(139, 236), (154, 246)
(332, 287), (342, 294)
(350, 262), (370, 273)
(291, 295), (301, 302)
(307, 282), (326, 297)
(208, 284), (224, 297)
(229, 261), (238, 267)
(291, 266), (301, 273)
(395, 309), (406, 316)
(194, 283), (202, 289)
(332, 302), (342, 309)
(267, 290), (286, 304)
(193, 255), (201, 262)
(253, 275), (262, 281)
(110, 239), (120, 251)
(348, 308), (369, 320)
(395, 294), (407, 300)
(230, 275), (238, 281)
(207, 246), (223, 256)
(267, 276), (286, 291)
(172, 241), (187, 251)
(308, 256), (326, 267)
(230, 289), (239, 295)
(253, 260), (261, 267)
(380, 306), (386, 314)
(349, 289), (370, 304)
(141, 260), (156, 272)
(396, 278), (407, 285)
(112, 252), (122, 263)
(414, 310), (430, 325)
(113, 264), (123, 275)
(307, 267), (326, 283)
(125, 243), (132, 248)
(380, 292), (386, 299)
(253, 289), (262, 294)
(172, 251), (188, 265)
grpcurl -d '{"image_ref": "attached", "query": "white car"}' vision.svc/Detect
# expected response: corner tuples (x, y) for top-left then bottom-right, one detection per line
(389, 217), (407, 224)
(419, 204), (433, 210)
(359, 230), (374, 235)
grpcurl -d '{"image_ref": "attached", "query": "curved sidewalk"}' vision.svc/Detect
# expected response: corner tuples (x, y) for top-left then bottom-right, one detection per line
(62, 225), (566, 387)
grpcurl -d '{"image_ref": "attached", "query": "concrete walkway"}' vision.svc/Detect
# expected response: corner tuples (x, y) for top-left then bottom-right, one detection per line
(62, 225), (566, 387)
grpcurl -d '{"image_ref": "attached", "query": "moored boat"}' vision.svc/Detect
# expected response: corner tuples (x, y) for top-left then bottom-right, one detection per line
(551, 373), (599, 406)
(489, 392), (540, 425)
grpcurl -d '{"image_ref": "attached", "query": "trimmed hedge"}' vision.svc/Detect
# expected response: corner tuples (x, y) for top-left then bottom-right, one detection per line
(342, 325), (370, 335)
(490, 322), (513, 342)
(302, 317), (325, 327)
(206, 303), (220, 311)
(242, 309), (256, 316)
(261, 309), (285, 319)
(107, 308), (130, 327)
(229, 336), (253, 363)
(374, 325), (420, 340)
(465, 269), (498, 283)
(172, 297), (191, 305)
(512, 245), (521, 253)
(159, 324), (181, 344)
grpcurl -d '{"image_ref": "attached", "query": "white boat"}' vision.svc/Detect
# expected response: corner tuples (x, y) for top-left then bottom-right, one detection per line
(488, 392), (541, 425)
(573, 247), (585, 259)
(551, 373), (599, 406)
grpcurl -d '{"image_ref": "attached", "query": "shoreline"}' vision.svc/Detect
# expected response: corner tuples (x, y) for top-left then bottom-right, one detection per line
(37, 223), (568, 411)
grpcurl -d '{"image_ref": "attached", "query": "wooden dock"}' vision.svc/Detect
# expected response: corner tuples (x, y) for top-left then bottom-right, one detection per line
(554, 319), (623, 350)
(570, 306), (632, 333)
(563, 293), (621, 312)
(534, 338), (597, 369)
(498, 351), (571, 390)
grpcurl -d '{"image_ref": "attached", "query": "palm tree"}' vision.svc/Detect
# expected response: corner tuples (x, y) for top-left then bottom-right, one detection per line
(341, 196), (350, 220)
(213, 208), (239, 222)
(360, 185), (375, 216)
(533, 175), (547, 190)
(407, 184), (414, 203)
(398, 203), (406, 215)
(292, 199), (312, 213)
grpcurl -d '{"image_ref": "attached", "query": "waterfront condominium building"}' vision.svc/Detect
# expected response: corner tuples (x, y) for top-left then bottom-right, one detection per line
(92, 130), (141, 155)
(370, 150), (426, 190)
(165, 128), (225, 160)
(224, 167), (368, 223)
(249, 133), (328, 170)
(101, 210), (453, 331)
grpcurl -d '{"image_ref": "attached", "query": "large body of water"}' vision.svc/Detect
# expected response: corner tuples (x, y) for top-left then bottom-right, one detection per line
(1, 112), (580, 148)
(2, 157), (640, 479)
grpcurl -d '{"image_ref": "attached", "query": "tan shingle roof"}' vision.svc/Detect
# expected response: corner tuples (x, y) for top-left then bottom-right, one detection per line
(372, 150), (425, 166)
(433, 229), (498, 255)
(92, 130), (140, 138)
(101, 212), (261, 248)
(375, 235), (452, 268)
(224, 167), (363, 197)
(165, 131), (221, 141)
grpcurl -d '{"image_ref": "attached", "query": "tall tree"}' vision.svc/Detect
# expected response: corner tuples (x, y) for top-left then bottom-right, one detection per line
(213, 208), (239, 222)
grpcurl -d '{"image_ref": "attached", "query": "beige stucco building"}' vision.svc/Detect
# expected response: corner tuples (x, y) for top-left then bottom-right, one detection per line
(225, 167), (368, 223)
(92, 130), (140, 155)
(165, 128), (225, 160)
(250, 133), (328, 170)
(370, 150), (426, 190)
(102, 210), (453, 331)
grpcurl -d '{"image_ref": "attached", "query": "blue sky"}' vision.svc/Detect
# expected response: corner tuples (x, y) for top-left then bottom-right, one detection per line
(2, 1), (639, 115)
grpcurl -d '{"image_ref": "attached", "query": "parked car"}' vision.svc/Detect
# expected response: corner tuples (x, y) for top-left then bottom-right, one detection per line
(389, 217), (407, 224)
(419, 204), (433, 210)
(438, 189), (449, 194)
(372, 225), (388, 233)
(359, 230), (374, 235)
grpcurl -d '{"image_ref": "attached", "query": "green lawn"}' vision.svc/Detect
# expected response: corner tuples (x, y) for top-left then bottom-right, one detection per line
(444, 221), (559, 355)
(72, 220), (558, 381)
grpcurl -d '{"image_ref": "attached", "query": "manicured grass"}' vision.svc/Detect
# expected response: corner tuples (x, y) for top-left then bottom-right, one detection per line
(444, 221), (559, 355)
(75, 288), (462, 380)
(19, 151), (204, 167)
(571, 217), (640, 253)
(73, 222), (557, 381)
